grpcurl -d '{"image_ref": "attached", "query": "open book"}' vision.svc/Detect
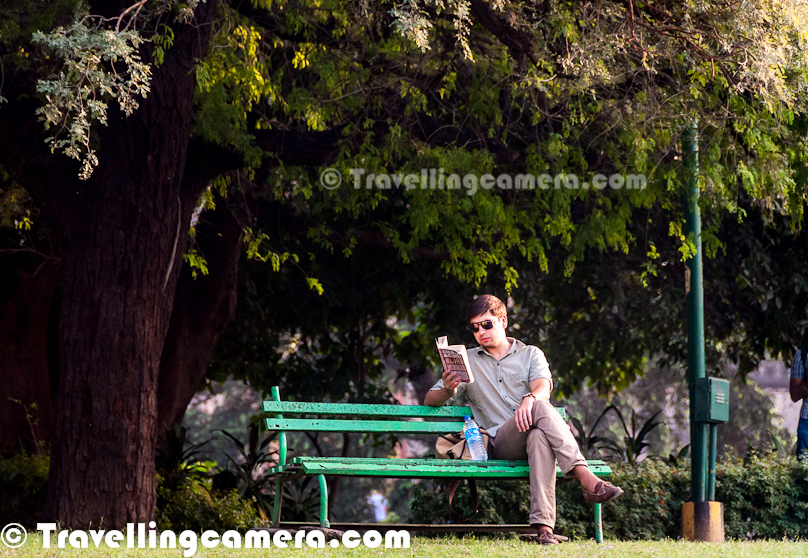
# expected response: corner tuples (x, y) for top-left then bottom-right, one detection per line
(435, 336), (475, 383)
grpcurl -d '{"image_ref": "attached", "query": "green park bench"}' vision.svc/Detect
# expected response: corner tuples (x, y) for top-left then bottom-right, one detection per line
(264, 386), (613, 542)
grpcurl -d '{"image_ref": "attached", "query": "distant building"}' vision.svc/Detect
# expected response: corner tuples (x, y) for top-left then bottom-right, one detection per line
(748, 360), (801, 434)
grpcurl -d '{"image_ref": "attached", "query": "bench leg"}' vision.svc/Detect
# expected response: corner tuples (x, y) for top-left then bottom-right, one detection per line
(594, 503), (603, 543)
(317, 474), (331, 528)
(272, 476), (284, 528)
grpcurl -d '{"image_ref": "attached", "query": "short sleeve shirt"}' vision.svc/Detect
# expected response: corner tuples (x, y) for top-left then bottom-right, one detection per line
(791, 350), (808, 420)
(429, 337), (553, 436)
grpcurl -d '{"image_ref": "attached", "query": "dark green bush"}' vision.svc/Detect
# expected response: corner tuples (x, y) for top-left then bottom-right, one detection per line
(0, 450), (260, 532)
(718, 455), (808, 539)
(410, 456), (808, 540)
(0, 451), (49, 528)
(155, 475), (260, 532)
(602, 459), (690, 539)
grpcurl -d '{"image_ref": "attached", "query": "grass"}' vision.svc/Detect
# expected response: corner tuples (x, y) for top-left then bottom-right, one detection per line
(3, 534), (808, 558)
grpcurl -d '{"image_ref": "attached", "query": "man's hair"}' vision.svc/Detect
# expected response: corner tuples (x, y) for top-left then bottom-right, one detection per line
(465, 294), (507, 321)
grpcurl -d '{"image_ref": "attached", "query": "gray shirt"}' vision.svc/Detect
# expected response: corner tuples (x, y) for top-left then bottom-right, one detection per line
(429, 337), (553, 436)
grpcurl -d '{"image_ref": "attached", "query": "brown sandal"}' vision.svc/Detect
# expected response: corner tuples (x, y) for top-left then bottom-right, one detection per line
(522, 530), (564, 545)
(583, 480), (624, 504)
(520, 533), (559, 545)
(538, 530), (561, 545)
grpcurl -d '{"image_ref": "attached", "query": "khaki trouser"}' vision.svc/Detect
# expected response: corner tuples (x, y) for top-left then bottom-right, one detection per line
(489, 399), (587, 528)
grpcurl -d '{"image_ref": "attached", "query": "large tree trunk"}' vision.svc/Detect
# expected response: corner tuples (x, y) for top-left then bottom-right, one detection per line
(0, 205), (245, 457)
(42, 178), (187, 525)
(35, 3), (218, 528)
(157, 201), (244, 430)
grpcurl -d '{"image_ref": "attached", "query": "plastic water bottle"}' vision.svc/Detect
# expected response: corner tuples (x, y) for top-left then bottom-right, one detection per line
(463, 415), (488, 461)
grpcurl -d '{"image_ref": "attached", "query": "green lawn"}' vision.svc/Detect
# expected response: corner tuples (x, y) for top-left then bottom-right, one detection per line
(3, 534), (808, 558)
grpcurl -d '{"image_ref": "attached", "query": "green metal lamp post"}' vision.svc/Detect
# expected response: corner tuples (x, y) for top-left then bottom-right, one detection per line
(681, 121), (729, 541)
(683, 121), (708, 502)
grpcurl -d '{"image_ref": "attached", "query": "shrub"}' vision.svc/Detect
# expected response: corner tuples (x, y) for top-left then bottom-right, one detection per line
(155, 475), (260, 533)
(0, 449), (261, 532)
(409, 456), (808, 540)
(718, 455), (808, 539)
(0, 451), (49, 528)
(602, 459), (690, 539)
(155, 423), (262, 531)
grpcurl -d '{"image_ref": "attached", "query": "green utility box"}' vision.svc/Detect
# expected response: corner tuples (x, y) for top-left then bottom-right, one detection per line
(694, 377), (730, 423)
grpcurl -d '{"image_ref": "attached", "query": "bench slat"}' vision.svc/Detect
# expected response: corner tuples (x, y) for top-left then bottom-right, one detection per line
(263, 402), (566, 421)
(294, 459), (612, 479)
(287, 456), (609, 468)
(263, 401), (472, 417)
(281, 457), (611, 478)
(265, 417), (467, 434)
(303, 462), (529, 478)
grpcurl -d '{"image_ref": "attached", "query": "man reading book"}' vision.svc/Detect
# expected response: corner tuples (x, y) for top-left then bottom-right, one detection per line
(424, 294), (623, 545)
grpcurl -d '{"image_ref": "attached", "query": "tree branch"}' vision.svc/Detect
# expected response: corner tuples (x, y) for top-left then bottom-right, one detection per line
(468, 0), (537, 70)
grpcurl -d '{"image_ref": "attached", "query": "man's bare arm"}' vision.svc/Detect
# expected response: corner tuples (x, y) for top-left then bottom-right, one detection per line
(529, 377), (552, 401)
(424, 371), (460, 406)
(514, 378), (552, 432)
(791, 378), (808, 403)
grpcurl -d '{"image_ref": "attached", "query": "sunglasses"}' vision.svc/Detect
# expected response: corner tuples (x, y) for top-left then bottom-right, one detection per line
(467, 319), (497, 333)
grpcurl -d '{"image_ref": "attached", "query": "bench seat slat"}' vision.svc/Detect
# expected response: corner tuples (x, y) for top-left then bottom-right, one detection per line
(302, 462), (530, 478)
(278, 457), (611, 478)
(263, 401), (472, 417)
(265, 418), (467, 434)
(287, 456), (609, 468)
(294, 460), (611, 479)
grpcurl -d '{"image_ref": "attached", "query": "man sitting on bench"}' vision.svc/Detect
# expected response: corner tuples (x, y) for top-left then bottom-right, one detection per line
(425, 294), (624, 545)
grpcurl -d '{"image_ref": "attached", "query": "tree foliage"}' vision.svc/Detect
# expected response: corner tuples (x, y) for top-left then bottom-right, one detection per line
(9, 0), (806, 279)
(4, 0), (808, 288)
(7, 0), (808, 400)
(33, 19), (151, 178)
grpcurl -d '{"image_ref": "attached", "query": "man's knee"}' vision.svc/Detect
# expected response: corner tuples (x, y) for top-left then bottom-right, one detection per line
(530, 399), (557, 422)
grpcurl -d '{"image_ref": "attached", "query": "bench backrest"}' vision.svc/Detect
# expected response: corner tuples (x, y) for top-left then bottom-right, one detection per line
(263, 400), (472, 434)
(263, 386), (567, 467)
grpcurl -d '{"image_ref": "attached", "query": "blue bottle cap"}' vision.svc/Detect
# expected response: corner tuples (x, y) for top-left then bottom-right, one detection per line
(464, 415), (471, 421)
